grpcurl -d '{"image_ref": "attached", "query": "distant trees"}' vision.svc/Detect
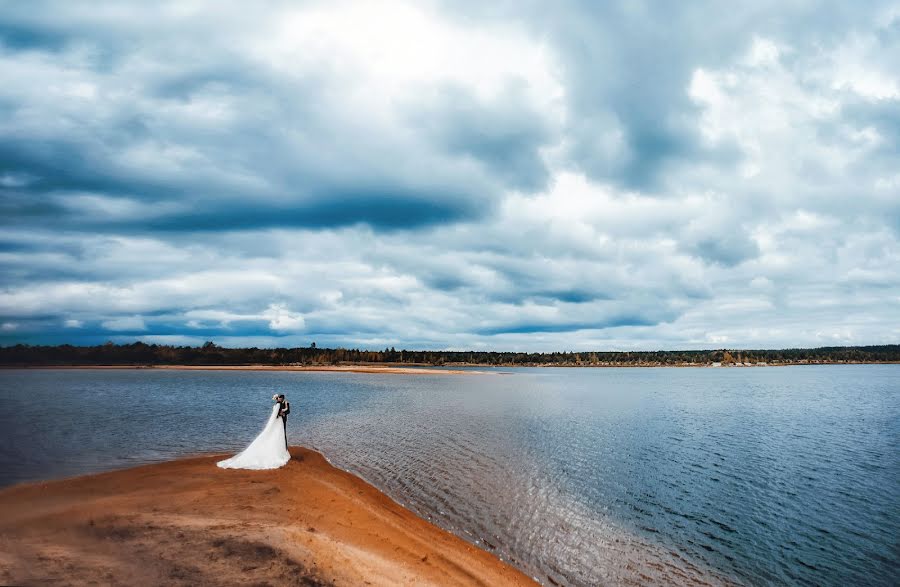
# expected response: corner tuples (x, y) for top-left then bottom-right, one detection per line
(1, 343), (899, 367)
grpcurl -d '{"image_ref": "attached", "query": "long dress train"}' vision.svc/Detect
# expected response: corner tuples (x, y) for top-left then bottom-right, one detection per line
(217, 403), (290, 470)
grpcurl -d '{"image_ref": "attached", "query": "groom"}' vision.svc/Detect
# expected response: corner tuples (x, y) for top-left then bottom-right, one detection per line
(276, 394), (290, 449)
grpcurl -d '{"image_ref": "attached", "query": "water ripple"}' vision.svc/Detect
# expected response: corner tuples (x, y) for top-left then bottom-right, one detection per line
(1, 366), (898, 586)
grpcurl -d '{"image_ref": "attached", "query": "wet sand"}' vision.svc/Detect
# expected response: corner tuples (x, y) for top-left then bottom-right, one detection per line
(0, 447), (535, 586)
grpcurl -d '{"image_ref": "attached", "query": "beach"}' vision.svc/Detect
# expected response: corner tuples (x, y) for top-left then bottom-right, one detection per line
(0, 447), (535, 586)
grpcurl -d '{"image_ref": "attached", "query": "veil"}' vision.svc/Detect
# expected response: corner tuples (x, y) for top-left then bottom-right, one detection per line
(218, 403), (290, 470)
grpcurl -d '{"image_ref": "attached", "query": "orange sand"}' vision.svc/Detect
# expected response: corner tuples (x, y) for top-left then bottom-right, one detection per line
(0, 448), (535, 586)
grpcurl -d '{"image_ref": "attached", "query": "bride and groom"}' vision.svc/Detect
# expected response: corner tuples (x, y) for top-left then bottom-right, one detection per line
(218, 394), (292, 470)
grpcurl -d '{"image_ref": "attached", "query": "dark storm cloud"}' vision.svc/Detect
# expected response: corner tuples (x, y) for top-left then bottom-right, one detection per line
(411, 84), (554, 192)
(140, 188), (480, 232)
(476, 314), (664, 336)
(0, 22), (67, 51)
(0, 106), (491, 234)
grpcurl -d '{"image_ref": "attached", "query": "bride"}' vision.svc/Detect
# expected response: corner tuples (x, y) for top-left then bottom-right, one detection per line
(218, 395), (290, 470)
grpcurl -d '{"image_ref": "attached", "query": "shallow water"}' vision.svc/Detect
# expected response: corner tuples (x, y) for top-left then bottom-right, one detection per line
(0, 366), (897, 585)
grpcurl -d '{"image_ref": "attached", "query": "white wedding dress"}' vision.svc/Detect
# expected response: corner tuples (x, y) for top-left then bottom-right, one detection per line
(218, 403), (290, 470)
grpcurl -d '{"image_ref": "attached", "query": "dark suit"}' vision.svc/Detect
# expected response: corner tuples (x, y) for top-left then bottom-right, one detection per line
(278, 400), (290, 449)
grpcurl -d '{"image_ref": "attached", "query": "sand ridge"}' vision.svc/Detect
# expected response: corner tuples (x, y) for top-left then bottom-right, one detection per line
(0, 447), (535, 586)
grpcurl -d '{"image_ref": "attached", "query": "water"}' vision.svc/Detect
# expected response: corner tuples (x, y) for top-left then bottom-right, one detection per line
(0, 366), (897, 586)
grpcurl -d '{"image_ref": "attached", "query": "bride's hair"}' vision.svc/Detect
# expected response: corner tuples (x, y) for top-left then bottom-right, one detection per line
(272, 394), (279, 401)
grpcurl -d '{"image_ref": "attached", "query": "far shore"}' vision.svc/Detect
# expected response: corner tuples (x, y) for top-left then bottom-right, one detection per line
(3, 364), (488, 375)
(0, 447), (536, 586)
(2, 361), (897, 372)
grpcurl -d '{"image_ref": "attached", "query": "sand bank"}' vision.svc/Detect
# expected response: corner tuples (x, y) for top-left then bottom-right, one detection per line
(0, 447), (534, 586)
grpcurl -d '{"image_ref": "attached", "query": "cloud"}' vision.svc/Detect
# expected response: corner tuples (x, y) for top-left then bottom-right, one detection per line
(0, 0), (561, 236)
(262, 304), (305, 332)
(0, 1), (898, 350)
(410, 83), (557, 192)
(101, 316), (147, 332)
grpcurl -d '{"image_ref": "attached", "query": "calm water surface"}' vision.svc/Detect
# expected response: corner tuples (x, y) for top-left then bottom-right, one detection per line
(0, 366), (897, 586)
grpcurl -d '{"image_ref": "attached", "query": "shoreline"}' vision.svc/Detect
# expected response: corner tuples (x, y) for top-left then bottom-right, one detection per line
(0, 447), (536, 586)
(0, 364), (488, 375)
(1, 361), (897, 372)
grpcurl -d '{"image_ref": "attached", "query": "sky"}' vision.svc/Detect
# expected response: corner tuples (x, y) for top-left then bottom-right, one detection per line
(1, 0), (899, 351)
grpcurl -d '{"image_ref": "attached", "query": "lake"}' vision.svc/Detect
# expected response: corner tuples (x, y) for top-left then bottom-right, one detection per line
(0, 365), (897, 586)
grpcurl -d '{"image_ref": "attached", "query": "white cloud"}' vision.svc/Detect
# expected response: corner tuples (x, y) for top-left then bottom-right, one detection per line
(182, 304), (306, 332)
(742, 36), (783, 68)
(256, 0), (563, 108)
(263, 303), (305, 332)
(101, 316), (147, 331)
(825, 34), (900, 100)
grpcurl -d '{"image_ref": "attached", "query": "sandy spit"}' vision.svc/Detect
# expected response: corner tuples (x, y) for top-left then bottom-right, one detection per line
(0, 447), (535, 586)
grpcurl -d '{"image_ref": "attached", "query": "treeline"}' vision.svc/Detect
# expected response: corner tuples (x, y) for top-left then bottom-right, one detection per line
(1, 342), (899, 367)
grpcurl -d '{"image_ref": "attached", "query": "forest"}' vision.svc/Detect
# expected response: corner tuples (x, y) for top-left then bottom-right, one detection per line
(1, 342), (899, 367)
